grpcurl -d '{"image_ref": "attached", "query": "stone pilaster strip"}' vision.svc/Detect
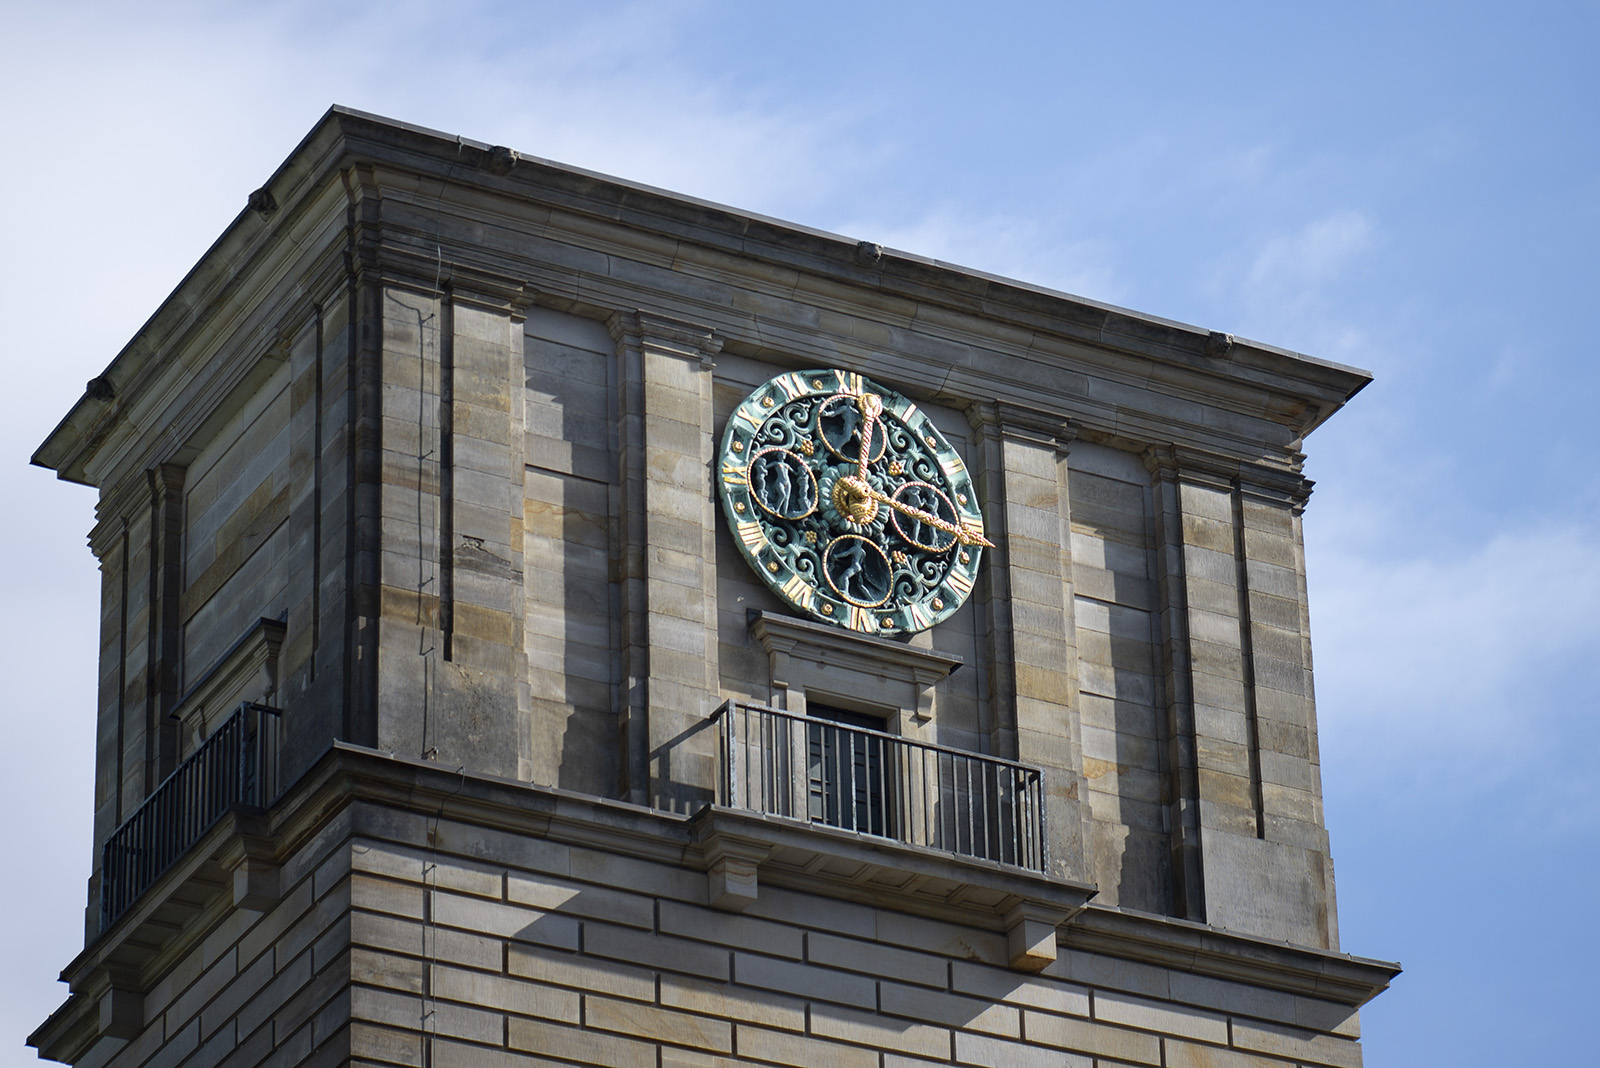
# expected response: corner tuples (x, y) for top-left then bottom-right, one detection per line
(969, 400), (1088, 883)
(146, 463), (186, 787)
(1143, 445), (1206, 922)
(609, 310), (724, 813)
(1145, 443), (1334, 947)
(341, 165), (386, 750)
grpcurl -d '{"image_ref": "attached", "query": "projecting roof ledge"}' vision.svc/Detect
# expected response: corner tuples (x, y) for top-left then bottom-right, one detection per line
(34, 104), (1373, 483)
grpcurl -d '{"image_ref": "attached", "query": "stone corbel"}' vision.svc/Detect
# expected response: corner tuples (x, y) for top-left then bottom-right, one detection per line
(909, 664), (948, 724)
(698, 829), (772, 912)
(222, 827), (281, 913)
(1004, 901), (1074, 972)
(94, 968), (143, 1041)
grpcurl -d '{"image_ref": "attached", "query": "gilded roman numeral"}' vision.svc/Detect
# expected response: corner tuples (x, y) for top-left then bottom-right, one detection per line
(737, 521), (766, 551)
(775, 373), (808, 401)
(781, 575), (816, 610)
(945, 569), (973, 598)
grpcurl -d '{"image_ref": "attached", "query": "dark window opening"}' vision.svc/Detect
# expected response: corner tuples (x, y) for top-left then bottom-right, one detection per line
(805, 702), (896, 839)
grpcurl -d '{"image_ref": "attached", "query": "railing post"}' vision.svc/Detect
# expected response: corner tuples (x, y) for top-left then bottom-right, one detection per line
(710, 702), (1046, 873)
(96, 702), (284, 927)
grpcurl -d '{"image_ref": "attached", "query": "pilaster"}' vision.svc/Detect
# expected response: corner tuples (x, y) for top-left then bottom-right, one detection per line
(609, 311), (724, 813)
(341, 165), (386, 751)
(371, 265), (534, 780)
(1144, 447), (1206, 922)
(146, 463), (185, 786)
(969, 401), (1089, 883)
(449, 280), (534, 777)
(1145, 445), (1333, 947)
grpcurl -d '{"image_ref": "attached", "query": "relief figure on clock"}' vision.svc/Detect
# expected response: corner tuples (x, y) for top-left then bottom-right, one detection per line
(749, 448), (815, 520)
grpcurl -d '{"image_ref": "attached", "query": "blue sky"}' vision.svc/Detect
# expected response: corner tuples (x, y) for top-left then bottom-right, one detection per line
(4, 3), (1596, 1064)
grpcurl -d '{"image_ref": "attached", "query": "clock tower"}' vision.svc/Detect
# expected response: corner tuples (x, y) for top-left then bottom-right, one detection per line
(31, 107), (1396, 1068)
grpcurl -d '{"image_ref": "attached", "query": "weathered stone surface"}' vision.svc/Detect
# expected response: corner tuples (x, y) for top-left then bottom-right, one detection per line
(33, 109), (1387, 1068)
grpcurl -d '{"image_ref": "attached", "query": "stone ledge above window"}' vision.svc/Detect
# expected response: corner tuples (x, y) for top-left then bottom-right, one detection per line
(747, 609), (962, 727)
(173, 616), (284, 752)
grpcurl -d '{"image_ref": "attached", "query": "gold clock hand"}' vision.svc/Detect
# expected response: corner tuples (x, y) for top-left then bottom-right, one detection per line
(854, 392), (884, 475)
(837, 474), (994, 548)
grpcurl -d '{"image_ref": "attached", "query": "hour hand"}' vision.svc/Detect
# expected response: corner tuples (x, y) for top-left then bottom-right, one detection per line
(837, 474), (994, 548)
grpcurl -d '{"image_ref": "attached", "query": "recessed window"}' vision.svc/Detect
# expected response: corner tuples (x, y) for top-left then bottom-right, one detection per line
(804, 702), (896, 838)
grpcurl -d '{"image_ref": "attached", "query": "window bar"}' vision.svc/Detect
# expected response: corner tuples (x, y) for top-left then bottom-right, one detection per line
(765, 704), (774, 815)
(963, 753), (973, 857)
(719, 702), (731, 807)
(751, 703), (762, 812)
(920, 744), (931, 851)
(794, 712), (808, 823)
(776, 708), (787, 817)
(752, 703), (764, 812)
(766, 706), (778, 816)
(977, 756), (986, 859)
(937, 749), (948, 853)
(882, 734), (893, 839)
(237, 712), (249, 812)
(839, 724), (852, 832)
(728, 703), (738, 808)
(874, 733), (885, 837)
(1007, 769), (1018, 866)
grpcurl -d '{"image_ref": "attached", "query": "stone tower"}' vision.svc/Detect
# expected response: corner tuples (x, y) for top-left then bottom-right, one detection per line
(31, 107), (1396, 1068)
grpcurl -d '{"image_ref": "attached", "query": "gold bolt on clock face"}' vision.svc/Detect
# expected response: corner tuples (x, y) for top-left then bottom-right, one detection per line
(717, 369), (990, 635)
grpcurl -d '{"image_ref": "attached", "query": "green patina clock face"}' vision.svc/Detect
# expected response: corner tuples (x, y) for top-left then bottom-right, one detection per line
(718, 369), (990, 635)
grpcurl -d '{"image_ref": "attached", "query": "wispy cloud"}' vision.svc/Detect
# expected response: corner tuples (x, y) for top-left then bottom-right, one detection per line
(1311, 521), (1600, 817)
(2, 2), (876, 1053)
(1248, 209), (1376, 292)
(1212, 208), (1382, 364)
(832, 203), (1125, 305)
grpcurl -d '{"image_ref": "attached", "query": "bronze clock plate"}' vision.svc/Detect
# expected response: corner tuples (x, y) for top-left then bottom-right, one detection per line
(718, 369), (990, 635)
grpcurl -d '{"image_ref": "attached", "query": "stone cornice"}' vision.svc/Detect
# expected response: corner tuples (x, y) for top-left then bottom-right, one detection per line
(747, 609), (963, 684)
(37, 106), (1367, 491)
(447, 271), (536, 319)
(88, 476), (144, 561)
(37, 149), (351, 484)
(1063, 904), (1400, 1008)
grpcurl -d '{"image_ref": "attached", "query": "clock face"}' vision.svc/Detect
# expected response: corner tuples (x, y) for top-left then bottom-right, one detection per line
(718, 369), (990, 635)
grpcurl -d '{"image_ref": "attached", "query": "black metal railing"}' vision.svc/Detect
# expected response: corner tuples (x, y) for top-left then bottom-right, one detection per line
(100, 702), (282, 926)
(712, 700), (1045, 872)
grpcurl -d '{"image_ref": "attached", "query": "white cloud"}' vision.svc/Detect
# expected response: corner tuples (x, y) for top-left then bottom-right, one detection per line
(1311, 522), (1600, 803)
(832, 203), (1124, 306)
(1248, 209), (1376, 290)
(1, 3), (882, 1057)
(1215, 209), (1381, 364)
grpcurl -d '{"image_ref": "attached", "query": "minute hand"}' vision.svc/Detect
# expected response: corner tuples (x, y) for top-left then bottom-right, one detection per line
(843, 475), (994, 548)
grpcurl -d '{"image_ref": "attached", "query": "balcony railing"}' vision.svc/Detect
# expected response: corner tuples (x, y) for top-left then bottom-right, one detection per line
(100, 702), (282, 926)
(711, 700), (1046, 872)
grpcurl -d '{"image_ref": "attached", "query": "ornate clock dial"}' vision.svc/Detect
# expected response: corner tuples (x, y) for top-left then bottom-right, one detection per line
(718, 369), (990, 635)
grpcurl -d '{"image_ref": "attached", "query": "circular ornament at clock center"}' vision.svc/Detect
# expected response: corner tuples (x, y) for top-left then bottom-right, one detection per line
(718, 369), (990, 635)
